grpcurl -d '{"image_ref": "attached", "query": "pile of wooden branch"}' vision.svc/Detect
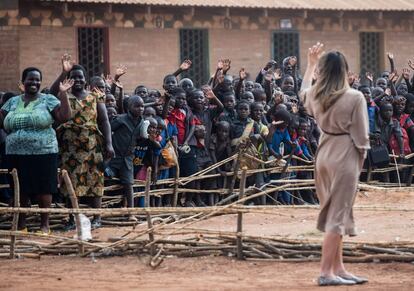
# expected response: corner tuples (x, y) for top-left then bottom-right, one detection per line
(1, 155), (414, 265)
(1, 228), (413, 265)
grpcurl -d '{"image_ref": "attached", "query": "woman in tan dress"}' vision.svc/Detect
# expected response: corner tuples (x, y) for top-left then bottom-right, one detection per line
(301, 43), (370, 286)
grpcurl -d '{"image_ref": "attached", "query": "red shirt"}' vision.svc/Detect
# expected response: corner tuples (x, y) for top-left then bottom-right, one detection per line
(395, 113), (414, 130)
(168, 108), (195, 145)
(390, 114), (413, 155)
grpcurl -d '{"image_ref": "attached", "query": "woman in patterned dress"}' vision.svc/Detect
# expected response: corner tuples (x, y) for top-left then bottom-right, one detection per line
(50, 54), (114, 228)
(0, 67), (72, 234)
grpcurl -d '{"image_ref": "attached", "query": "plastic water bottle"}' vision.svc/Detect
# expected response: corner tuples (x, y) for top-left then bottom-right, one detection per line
(279, 142), (285, 156)
(74, 214), (92, 241)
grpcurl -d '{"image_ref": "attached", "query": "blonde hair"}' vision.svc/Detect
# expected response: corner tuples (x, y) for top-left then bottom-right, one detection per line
(312, 51), (350, 112)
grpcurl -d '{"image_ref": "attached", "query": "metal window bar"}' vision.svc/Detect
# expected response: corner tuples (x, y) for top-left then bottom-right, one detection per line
(179, 29), (209, 87)
(360, 32), (381, 76)
(272, 31), (300, 69)
(78, 27), (107, 81)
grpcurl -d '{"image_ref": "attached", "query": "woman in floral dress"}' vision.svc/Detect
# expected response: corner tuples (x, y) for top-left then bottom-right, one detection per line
(50, 54), (114, 228)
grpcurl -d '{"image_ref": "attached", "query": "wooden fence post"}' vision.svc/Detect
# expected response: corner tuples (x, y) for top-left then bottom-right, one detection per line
(172, 163), (180, 207)
(62, 170), (84, 255)
(10, 169), (20, 259)
(236, 167), (247, 260)
(144, 167), (155, 257)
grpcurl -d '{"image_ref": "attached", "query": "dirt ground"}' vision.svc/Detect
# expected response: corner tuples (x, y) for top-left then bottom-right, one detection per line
(1, 190), (414, 291)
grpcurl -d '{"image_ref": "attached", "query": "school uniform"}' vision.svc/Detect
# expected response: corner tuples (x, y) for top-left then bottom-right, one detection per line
(108, 113), (144, 185)
(193, 106), (223, 149)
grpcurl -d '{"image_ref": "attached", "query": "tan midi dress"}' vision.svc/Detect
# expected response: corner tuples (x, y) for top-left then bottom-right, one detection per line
(303, 88), (370, 236)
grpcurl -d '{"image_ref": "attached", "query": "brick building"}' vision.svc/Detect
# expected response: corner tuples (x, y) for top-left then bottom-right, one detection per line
(1, 0), (414, 92)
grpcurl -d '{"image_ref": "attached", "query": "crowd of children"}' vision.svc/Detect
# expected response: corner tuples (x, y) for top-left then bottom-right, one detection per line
(1, 51), (414, 214)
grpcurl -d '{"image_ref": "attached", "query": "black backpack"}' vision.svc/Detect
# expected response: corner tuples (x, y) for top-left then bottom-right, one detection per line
(368, 138), (390, 168)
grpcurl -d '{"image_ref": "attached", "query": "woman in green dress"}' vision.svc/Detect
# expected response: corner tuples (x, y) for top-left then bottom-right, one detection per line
(50, 54), (114, 229)
(0, 67), (72, 234)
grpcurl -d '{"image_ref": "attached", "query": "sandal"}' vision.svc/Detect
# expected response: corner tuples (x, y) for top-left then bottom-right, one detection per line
(17, 227), (28, 233)
(35, 229), (51, 235)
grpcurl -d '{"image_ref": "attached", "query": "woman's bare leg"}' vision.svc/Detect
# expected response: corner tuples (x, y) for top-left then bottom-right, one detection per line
(320, 232), (341, 278)
(37, 194), (52, 233)
(332, 235), (368, 283)
(333, 236), (355, 276)
(125, 185), (137, 221)
(90, 197), (102, 222)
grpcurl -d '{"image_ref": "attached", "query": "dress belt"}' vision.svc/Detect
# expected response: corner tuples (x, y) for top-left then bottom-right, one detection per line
(321, 129), (349, 136)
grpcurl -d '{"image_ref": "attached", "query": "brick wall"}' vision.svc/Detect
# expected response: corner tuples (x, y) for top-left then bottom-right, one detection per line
(0, 26), (19, 92)
(19, 26), (76, 91)
(1, 24), (413, 93)
(209, 29), (362, 80)
(209, 29), (271, 81)
(385, 31), (414, 73)
(300, 30), (359, 75)
(109, 28), (179, 93)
